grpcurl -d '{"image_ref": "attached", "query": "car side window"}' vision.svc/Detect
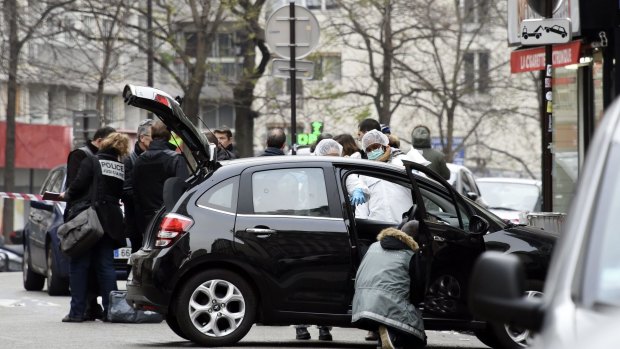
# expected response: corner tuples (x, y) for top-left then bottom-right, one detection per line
(196, 176), (239, 213)
(46, 170), (64, 194)
(420, 187), (470, 231)
(460, 170), (472, 195)
(251, 168), (329, 217)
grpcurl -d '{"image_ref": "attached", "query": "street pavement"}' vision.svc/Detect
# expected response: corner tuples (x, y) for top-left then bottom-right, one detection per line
(0, 272), (487, 348)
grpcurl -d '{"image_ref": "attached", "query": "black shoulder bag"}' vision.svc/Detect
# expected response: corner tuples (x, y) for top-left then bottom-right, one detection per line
(57, 157), (104, 257)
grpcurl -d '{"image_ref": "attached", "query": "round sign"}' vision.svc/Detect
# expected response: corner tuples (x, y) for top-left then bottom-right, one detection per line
(265, 5), (320, 60)
(526, 0), (564, 17)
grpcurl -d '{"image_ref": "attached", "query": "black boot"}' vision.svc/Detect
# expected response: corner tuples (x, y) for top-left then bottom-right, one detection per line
(318, 327), (332, 341)
(296, 327), (311, 340)
(84, 301), (104, 321)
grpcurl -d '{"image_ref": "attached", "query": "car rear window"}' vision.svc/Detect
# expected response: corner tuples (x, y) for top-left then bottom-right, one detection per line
(196, 176), (239, 213)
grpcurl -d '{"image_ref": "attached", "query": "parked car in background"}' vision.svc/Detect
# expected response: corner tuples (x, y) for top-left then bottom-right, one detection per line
(123, 84), (556, 349)
(469, 98), (620, 349)
(477, 178), (542, 223)
(22, 165), (131, 296)
(446, 163), (488, 207)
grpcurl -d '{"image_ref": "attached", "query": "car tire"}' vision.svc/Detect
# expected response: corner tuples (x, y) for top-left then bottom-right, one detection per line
(46, 244), (69, 296)
(23, 245), (45, 291)
(166, 310), (190, 340)
(175, 269), (256, 347)
(485, 280), (544, 349)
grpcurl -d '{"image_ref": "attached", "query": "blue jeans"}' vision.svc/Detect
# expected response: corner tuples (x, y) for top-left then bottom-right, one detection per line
(69, 234), (117, 318)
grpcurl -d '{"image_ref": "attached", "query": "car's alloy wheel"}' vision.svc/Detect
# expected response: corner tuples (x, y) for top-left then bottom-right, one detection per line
(502, 290), (543, 347)
(22, 246), (44, 291)
(175, 270), (256, 347)
(46, 245), (69, 296)
(484, 281), (544, 349)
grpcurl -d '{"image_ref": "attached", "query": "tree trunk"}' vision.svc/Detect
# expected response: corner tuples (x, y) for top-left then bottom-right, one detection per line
(379, 1), (393, 126)
(182, 28), (209, 126)
(233, 88), (255, 157)
(2, 0), (19, 240)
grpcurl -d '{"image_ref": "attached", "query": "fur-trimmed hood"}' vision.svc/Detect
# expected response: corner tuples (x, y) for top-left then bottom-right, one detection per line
(377, 228), (419, 251)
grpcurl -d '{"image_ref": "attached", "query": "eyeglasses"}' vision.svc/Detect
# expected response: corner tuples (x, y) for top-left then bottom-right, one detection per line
(365, 143), (384, 153)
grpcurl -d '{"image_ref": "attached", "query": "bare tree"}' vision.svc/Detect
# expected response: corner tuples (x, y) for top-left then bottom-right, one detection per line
(125, 0), (226, 126)
(225, 0), (269, 157)
(2, 0), (74, 240)
(59, 0), (128, 125)
(328, 0), (422, 126)
(394, 0), (530, 163)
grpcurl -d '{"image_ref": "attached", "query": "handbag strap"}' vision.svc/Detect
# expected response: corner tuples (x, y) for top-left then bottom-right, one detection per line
(91, 156), (101, 205)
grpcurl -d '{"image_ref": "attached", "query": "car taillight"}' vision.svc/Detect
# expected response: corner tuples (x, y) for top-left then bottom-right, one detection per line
(155, 94), (170, 108)
(155, 213), (193, 248)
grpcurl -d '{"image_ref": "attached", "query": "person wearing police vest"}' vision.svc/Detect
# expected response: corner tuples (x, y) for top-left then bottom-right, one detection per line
(122, 119), (153, 253)
(132, 120), (189, 240)
(59, 133), (130, 322)
(63, 126), (116, 321)
(352, 220), (427, 349)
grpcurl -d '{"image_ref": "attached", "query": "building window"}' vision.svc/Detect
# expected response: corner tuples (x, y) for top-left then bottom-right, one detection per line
(462, 0), (489, 23)
(312, 53), (342, 82)
(307, 0), (322, 9)
(204, 104), (235, 129)
(138, 15), (147, 46)
(218, 33), (235, 57)
(463, 51), (490, 94)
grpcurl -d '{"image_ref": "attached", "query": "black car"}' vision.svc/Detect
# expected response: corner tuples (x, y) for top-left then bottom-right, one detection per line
(123, 84), (556, 349)
(22, 165), (131, 296)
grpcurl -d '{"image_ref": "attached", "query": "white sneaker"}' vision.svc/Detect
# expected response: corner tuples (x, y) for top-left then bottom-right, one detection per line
(379, 325), (396, 349)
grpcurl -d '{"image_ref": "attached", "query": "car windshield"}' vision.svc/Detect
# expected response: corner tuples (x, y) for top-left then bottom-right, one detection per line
(477, 181), (539, 211)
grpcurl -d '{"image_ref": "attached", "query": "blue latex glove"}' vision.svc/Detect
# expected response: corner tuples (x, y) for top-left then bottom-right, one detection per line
(350, 188), (366, 206)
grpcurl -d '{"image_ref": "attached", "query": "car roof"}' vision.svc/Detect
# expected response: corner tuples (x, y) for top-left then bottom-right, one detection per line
(477, 177), (541, 186)
(218, 155), (408, 173)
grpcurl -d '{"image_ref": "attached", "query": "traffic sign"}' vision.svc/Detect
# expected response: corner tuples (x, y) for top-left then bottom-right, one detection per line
(520, 18), (571, 45)
(272, 59), (314, 79)
(265, 5), (320, 59)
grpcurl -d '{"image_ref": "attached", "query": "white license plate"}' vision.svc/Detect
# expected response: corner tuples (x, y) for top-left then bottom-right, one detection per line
(114, 247), (132, 259)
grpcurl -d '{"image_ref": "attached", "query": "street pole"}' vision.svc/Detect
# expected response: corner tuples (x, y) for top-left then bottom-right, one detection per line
(541, 1), (553, 211)
(289, 1), (297, 155)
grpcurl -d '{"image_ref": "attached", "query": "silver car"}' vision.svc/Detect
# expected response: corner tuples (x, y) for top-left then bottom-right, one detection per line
(468, 97), (620, 348)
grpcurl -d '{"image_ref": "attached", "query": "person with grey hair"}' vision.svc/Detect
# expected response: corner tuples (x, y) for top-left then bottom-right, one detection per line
(352, 220), (427, 349)
(123, 119), (153, 253)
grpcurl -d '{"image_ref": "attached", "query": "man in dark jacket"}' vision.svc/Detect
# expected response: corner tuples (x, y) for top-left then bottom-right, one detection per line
(410, 125), (451, 180)
(133, 120), (189, 239)
(123, 119), (153, 253)
(352, 221), (427, 349)
(205, 131), (236, 161)
(214, 126), (239, 158)
(63, 126), (115, 321)
(259, 128), (286, 156)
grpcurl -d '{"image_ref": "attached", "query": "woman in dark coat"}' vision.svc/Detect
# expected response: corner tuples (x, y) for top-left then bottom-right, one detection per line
(60, 132), (130, 322)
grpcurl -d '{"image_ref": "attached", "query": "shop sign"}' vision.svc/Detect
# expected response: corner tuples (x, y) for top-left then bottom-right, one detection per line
(507, 0), (580, 46)
(510, 40), (581, 73)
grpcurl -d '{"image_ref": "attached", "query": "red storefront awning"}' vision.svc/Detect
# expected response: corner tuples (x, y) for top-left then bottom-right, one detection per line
(0, 122), (72, 169)
(510, 40), (582, 74)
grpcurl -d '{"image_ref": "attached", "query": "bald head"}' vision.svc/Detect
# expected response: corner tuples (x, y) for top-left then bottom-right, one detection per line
(267, 128), (286, 149)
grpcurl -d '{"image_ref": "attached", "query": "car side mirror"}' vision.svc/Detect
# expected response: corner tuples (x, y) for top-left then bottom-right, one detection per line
(468, 252), (544, 331)
(466, 191), (479, 201)
(468, 215), (489, 235)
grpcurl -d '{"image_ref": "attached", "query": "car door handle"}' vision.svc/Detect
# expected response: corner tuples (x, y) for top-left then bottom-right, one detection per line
(245, 228), (277, 235)
(433, 236), (446, 242)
